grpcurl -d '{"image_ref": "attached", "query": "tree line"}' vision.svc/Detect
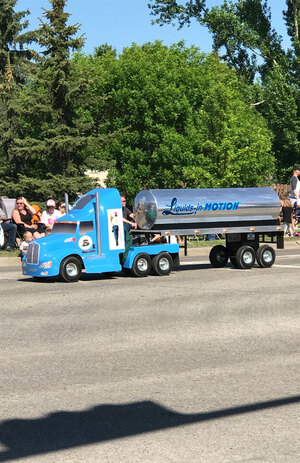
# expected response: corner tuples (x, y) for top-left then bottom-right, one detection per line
(0, 0), (299, 203)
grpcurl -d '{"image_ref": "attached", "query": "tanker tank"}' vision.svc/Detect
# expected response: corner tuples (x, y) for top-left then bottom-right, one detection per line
(134, 188), (281, 233)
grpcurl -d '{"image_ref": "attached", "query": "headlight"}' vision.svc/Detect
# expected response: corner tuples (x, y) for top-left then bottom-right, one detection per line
(40, 261), (52, 269)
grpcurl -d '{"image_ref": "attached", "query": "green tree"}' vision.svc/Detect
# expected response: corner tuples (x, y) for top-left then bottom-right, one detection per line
(76, 42), (274, 202)
(2, 0), (100, 201)
(0, 0), (36, 185)
(148, 0), (300, 180)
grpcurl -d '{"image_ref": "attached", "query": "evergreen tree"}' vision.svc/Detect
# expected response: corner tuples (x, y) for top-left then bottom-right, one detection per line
(0, 0), (36, 183)
(4, 0), (98, 201)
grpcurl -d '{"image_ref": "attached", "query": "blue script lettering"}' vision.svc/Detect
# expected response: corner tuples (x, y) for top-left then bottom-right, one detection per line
(162, 197), (196, 216)
(162, 198), (241, 216)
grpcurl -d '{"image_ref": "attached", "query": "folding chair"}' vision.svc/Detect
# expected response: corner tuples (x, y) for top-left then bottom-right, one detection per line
(0, 197), (20, 248)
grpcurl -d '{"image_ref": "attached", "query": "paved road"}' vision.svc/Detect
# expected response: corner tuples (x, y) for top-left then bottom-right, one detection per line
(0, 248), (300, 462)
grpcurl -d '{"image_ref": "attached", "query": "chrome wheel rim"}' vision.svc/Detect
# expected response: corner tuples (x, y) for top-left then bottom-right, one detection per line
(263, 250), (273, 263)
(243, 251), (254, 265)
(137, 258), (148, 272)
(159, 257), (170, 271)
(66, 262), (78, 277)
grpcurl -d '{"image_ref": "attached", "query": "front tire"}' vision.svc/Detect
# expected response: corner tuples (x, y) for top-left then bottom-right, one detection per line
(236, 245), (255, 269)
(209, 245), (228, 268)
(256, 245), (276, 268)
(60, 256), (82, 282)
(131, 253), (151, 277)
(152, 252), (173, 276)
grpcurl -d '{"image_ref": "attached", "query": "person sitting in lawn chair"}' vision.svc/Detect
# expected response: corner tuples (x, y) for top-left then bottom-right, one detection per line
(0, 205), (17, 252)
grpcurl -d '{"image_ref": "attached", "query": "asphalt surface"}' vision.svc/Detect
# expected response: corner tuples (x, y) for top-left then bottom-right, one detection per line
(0, 245), (300, 462)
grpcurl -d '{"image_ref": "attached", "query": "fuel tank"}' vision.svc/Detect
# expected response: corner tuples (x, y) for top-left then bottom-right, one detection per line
(134, 188), (280, 230)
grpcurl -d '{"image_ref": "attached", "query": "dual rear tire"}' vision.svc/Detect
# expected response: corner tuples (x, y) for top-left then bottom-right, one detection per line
(234, 245), (275, 269)
(131, 252), (173, 277)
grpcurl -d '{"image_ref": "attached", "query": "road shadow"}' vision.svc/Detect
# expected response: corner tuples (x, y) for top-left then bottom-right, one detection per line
(0, 396), (299, 462)
(174, 263), (215, 272)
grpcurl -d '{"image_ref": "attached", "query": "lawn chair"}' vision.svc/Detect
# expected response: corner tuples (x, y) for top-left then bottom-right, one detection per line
(0, 197), (16, 220)
(0, 197), (18, 248)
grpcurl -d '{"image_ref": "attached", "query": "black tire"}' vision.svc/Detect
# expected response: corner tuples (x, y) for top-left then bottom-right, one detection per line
(60, 256), (82, 282)
(209, 245), (228, 268)
(152, 252), (173, 276)
(131, 253), (151, 277)
(256, 245), (276, 268)
(235, 245), (255, 269)
(230, 256), (237, 267)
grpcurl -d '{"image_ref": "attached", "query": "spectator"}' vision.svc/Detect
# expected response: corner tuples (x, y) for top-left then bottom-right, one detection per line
(281, 198), (294, 237)
(32, 204), (47, 234)
(12, 197), (44, 239)
(0, 206), (17, 251)
(121, 195), (137, 231)
(41, 199), (61, 229)
(19, 231), (33, 255)
(289, 165), (300, 206)
(31, 205), (42, 224)
(57, 202), (66, 216)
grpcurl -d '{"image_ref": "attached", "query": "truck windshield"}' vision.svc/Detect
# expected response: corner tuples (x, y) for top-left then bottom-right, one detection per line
(73, 194), (95, 210)
(52, 223), (77, 234)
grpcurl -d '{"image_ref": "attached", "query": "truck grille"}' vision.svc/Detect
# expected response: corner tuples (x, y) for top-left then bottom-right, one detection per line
(27, 242), (40, 264)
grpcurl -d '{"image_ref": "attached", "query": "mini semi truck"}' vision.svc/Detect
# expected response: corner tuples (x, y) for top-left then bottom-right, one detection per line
(22, 187), (283, 282)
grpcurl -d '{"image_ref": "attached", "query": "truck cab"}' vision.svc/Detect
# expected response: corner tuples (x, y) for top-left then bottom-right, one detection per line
(22, 188), (179, 282)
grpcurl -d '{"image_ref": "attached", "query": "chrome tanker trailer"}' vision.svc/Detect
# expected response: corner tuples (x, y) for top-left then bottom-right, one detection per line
(134, 187), (283, 269)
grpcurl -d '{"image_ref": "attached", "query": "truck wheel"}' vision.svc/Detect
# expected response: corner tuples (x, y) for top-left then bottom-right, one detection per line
(209, 245), (228, 268)
(235, 245), (255, 269)
(256, 245), (275, 268)
(60, 256), (82, 282)
(152, 252), (173, 276)
(131, 253), (151, 277)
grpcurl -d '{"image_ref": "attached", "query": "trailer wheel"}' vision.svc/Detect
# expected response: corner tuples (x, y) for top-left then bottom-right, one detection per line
(60, 256), (82, 282)
(256, 245), (275, 268)
(152, 252), (173, 276)
(235, 245), (255, 269)
(131, 253), (151, 277)
(209, 245), (228, 268)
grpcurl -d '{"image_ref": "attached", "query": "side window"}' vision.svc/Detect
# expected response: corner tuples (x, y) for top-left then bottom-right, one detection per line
(79, 221), (94, 235)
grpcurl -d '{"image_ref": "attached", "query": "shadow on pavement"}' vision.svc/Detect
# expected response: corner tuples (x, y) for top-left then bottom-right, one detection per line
(0, 395), (299, 461)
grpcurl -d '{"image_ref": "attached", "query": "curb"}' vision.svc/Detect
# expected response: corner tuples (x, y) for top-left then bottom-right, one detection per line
(0, 257), (21, 268)
(0, 241), (299, 268)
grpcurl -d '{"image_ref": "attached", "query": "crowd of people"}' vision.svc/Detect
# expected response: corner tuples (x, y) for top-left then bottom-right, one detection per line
(0, 197), (66, 253)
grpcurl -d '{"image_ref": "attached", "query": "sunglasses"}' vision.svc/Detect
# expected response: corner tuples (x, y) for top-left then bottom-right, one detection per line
(16, 202), (24, 205)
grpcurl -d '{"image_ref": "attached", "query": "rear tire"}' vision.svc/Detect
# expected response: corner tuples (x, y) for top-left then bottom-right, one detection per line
(131, 253), (151, 277)
(60, 256), (82, 282)
(209, 245), (228, 268)
(256, 245), (276, 268)
(152, 252), (173, 276)
(236, 245), (255, 269)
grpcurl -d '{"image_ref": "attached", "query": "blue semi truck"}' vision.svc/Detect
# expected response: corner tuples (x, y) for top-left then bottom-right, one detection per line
(22, 188), (180, 282)
(22, 186), (283, 282)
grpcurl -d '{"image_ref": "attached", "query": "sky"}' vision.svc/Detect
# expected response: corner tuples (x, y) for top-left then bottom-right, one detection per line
(16, 0), (290, 56)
